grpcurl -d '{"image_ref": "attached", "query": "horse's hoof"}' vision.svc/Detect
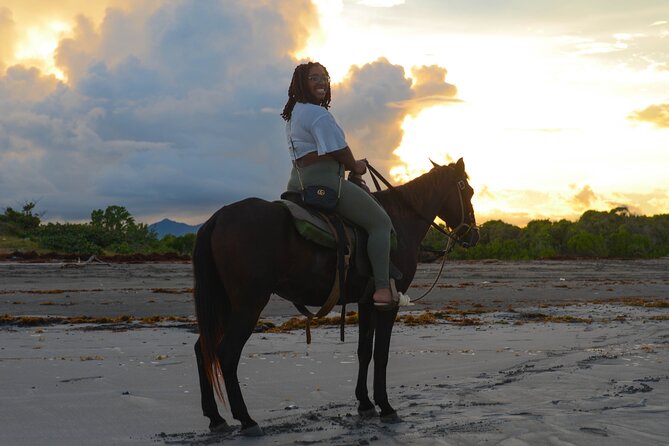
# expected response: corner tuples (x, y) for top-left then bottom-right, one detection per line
(380, 411), (402, 424)
(209, 420), (234, 433)
(358, 407), (378, 418)
(241, 424), (264, 437)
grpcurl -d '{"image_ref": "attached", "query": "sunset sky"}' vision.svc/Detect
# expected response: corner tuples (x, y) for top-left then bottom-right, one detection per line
(1, 0), (668, 226)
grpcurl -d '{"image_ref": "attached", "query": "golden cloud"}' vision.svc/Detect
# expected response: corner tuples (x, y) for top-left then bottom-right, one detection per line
(477, 184), (495, 200)
(609, 190), (669, 217)
(411, 65), (457, 98)
(570, 184), (597, 210)
(628, 102), (669, 128)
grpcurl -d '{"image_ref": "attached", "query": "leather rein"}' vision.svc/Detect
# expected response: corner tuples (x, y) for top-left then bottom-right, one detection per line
(365, 162), (476, 302)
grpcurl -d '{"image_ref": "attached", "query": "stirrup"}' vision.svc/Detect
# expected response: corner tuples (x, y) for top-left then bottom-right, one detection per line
(373, 279), (400, 311)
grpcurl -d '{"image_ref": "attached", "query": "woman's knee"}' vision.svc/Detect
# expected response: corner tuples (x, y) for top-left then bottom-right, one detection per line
(376, 209), (392, 231)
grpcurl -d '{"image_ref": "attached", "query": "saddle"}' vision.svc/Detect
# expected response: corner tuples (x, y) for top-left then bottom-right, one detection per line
(276, 191), (402, 343)
(278, 193), (362, 272)
(277, 192), (401, 282)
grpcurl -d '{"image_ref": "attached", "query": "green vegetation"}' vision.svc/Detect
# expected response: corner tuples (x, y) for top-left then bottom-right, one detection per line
(0, 234), (40, 252)
(424, 207), (669, 260)
(0, 202), (41, 236)
(2, 203), (668, 259)
(0, 203), (195, 256)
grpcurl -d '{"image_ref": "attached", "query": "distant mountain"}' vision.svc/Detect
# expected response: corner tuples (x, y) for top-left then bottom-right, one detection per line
(148, 218), (201, 239)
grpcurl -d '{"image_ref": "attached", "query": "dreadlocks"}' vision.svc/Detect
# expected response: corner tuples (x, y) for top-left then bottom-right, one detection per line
(281, 62), (331, 121)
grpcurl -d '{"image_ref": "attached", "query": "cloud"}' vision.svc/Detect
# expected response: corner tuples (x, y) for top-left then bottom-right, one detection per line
(608, 189), (669, 216)
(628, 102), (669, 128)
(0, 7), (15, 73)
(477, 185), (494, 200)
(557, 20), (669, 71)
(570, 185), (597, 210)
(410, 65), (457, 98)
(334, 58), (459, 178)
(357, 0), (405, 7)
(0, 1), (456, 223)
(334, 59), (412, 162)
(1, 1), (317, 221)
(0, 65), (62, 101)
(387, 65), (460, 113)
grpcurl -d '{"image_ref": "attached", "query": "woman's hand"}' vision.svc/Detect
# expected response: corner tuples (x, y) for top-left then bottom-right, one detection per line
(353, 159), (367, 175)
(330, 147), (367, 174)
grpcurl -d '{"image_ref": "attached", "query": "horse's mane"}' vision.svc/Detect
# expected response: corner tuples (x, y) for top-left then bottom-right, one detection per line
(373, 162), (464, 218)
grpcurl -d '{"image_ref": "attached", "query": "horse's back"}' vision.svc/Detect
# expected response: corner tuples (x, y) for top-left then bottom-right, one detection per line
(201, 197), (338, 304)
(201, 198), (301, 284)
(207, 197), (293, 242)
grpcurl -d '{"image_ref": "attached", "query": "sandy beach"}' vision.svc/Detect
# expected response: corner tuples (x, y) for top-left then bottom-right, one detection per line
(1, 259), (668, 445)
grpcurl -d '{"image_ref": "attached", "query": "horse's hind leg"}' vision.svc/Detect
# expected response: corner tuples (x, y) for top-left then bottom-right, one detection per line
(355, 303), (377, 417)
(194, 337), (231, 432)
(217, 300), (269, 436)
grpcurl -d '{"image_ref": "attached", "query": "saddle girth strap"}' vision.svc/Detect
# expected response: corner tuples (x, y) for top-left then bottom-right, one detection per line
(293, 213), (351, 344)
(332, 216), (350, 342)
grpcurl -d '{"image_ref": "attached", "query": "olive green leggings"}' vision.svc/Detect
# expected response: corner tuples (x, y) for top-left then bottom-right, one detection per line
(288, 159), (392, 289)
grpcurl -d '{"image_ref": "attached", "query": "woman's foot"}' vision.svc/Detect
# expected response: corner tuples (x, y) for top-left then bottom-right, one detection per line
(373, 286), (399, 311)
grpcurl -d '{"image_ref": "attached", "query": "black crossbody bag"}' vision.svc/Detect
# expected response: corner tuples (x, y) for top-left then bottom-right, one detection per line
(301, 184), (338, 211)
(289, 121), (341, 212)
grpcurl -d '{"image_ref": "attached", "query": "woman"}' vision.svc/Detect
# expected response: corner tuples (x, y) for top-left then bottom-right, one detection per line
(281, 61), (397, 309)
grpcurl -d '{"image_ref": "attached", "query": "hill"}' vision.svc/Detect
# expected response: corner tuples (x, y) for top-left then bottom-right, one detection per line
(148, 219), (201, 239)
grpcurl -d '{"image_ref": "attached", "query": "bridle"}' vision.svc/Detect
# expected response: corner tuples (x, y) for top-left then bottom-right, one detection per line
(365, 162), (477, 251)
(365, 162), (478, 302)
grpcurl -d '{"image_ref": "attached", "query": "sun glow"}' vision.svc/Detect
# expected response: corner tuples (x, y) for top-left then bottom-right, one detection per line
(390, 112), (453, 183)
(297, 0), (406, 83)
(13, 21), (72, 80)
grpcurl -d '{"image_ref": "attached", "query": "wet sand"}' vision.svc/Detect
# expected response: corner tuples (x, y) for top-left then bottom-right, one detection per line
(1, 259), (668, 445)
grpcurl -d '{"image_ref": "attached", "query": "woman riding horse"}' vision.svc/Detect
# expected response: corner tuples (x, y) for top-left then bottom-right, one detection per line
(281, 61), (398, 309)
(191, 63), (480, 436)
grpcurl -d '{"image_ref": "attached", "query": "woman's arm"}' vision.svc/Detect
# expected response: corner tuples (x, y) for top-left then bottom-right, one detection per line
(330, 147), (367, 175)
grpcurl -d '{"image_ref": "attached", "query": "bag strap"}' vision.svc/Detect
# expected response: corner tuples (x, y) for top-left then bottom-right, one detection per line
(288, 120), (306, 191)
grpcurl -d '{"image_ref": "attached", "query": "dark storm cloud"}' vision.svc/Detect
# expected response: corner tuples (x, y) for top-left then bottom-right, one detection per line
(0, 1), (457, 222)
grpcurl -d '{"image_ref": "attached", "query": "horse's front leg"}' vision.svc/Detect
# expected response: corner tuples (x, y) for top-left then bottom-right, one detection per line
(355, 302), (376, 417)
(373, 308), (401, 422)
(194, 338), (232, 432)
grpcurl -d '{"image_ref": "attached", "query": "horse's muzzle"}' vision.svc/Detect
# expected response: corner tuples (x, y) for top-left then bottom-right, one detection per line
(458, 226), (480, 248)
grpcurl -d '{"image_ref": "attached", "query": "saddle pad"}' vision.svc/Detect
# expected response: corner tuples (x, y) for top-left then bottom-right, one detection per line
(275, 199), (340, 248)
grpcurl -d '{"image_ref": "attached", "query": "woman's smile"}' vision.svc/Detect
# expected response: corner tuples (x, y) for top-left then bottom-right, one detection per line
(308, 66), (329, 101)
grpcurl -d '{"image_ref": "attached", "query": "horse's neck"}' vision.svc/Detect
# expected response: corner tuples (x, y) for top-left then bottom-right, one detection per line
(377, 176), (443, 249)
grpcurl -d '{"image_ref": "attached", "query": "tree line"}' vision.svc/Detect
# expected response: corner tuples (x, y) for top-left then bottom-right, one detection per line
(2, 203), (668, 259)
(424, 207), (669, 260)
(0, 202), (194, 256)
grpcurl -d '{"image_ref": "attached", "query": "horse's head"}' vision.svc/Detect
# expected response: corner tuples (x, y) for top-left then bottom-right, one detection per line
(431, 158), (479, 248)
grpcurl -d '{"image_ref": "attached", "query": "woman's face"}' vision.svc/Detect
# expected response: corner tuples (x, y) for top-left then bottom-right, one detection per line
(307, 65), (329, 102)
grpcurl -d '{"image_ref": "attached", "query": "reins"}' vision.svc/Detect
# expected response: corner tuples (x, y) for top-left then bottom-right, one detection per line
(365, 162), (472, 302)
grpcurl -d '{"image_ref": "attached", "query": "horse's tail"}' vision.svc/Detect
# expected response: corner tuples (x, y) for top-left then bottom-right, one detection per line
(192, 214), (227, 401)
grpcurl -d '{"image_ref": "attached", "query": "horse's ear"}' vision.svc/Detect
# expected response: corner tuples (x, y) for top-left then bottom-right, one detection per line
(455, 158), (465, 173)
(430, 158), (441, 168)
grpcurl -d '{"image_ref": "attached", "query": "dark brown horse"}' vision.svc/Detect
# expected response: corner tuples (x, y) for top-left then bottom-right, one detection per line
(192, 158), (479, 436)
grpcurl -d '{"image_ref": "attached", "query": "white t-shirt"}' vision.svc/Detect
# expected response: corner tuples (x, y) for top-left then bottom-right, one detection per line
(286, 102), (348, 159)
